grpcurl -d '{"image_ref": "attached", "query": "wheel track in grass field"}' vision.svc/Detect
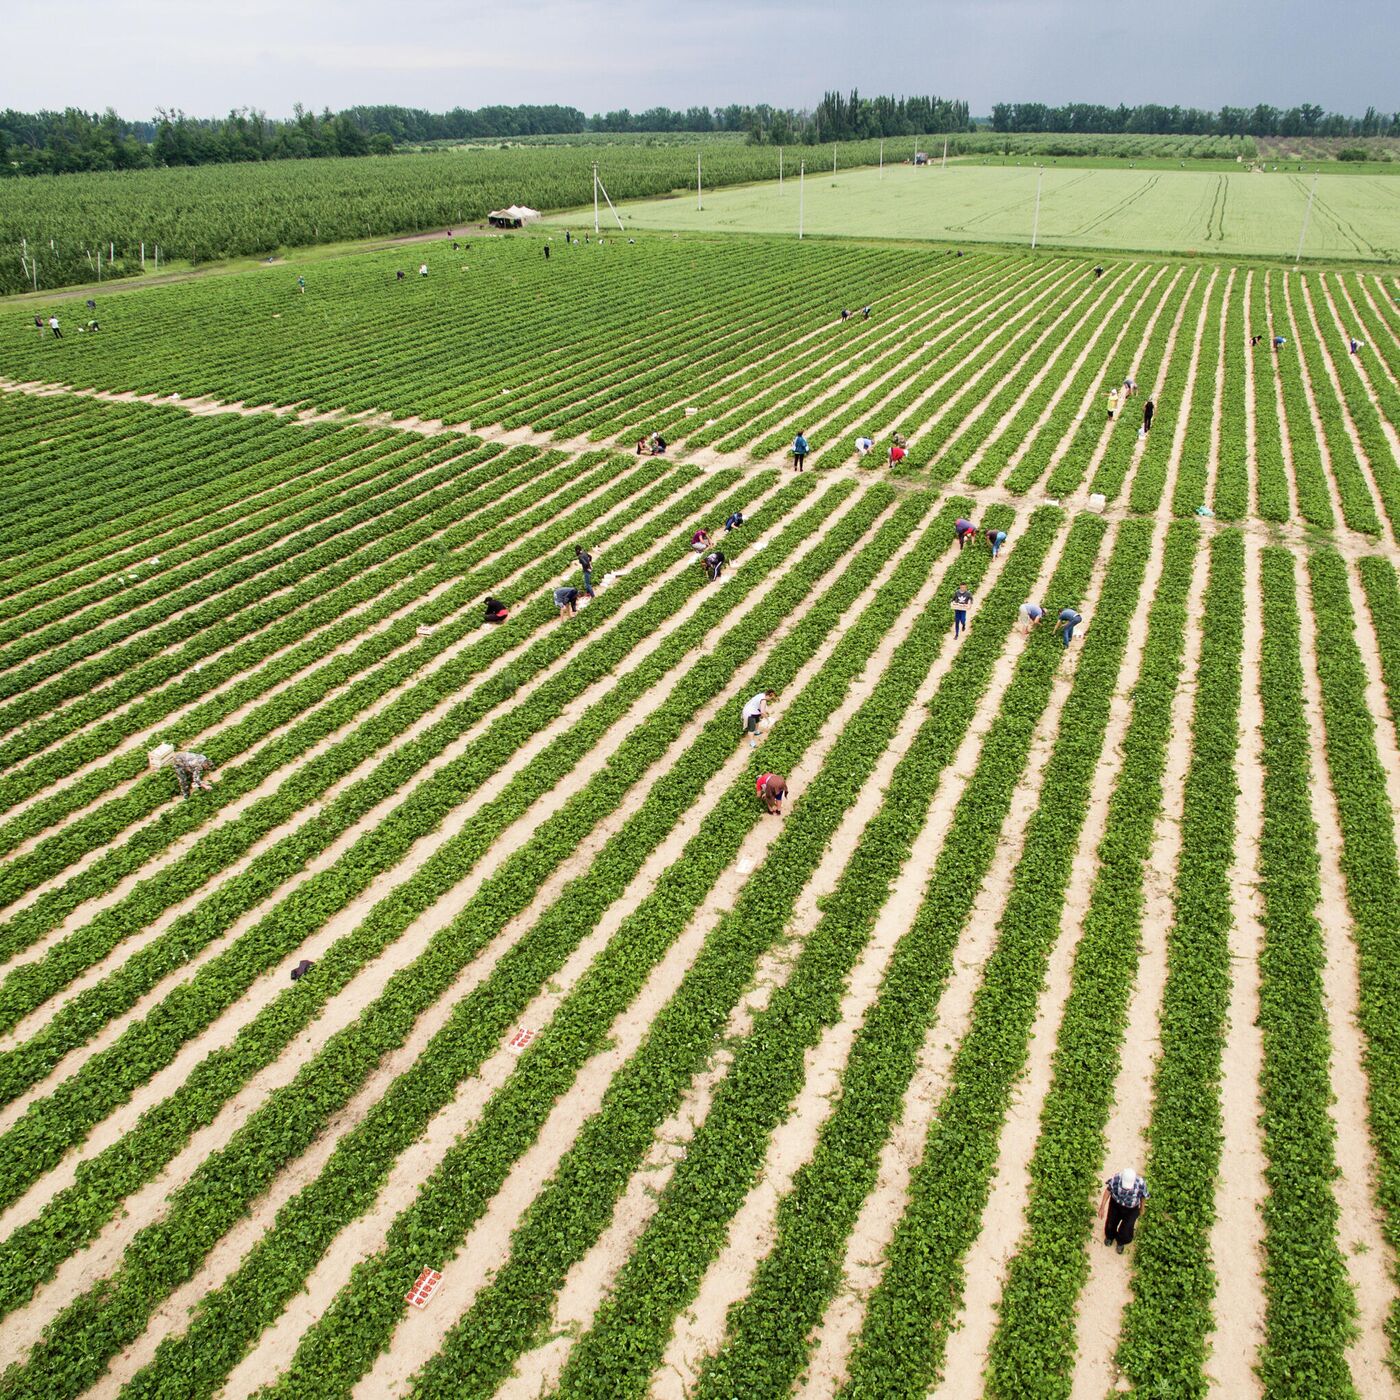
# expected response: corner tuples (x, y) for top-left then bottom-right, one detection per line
(0, 478), (866, 1382)
(219, 487), (970, 1400)
(0, 471), (802, 1248)
(658, 513), (1111, 1400)
(0, 466), (770, 1092)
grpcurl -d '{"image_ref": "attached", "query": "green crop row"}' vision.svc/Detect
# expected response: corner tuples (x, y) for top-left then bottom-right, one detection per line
(697, 512), (1131, 1400)
(1267, 272), (1336, 528)
(0, 473), (810, 1323)
(144, 488), (965, 1400)
(1255, 546), (1357, 1397)
(1167, 272), (1228, 516)
(0, 477), (875, 1397)
(984, 521), (1197, 1395)
(1306, 548), (1400, 1373)
(1212, 270), (1249, 519)
(1358, 557), (1400, 735)
(1248, 272), (1293, 522)
(966, 263), (1150, 489)
(1116, 528), (1244, 1394)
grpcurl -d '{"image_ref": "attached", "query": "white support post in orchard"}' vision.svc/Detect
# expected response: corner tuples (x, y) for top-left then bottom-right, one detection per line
(799, 161), (805, 239)
(832, 142), (837, 174)
(593, 162), (600, 235)
(697, 151), (703, 211)
(942, 136), (948, 169)
(779, 146), (783, 190)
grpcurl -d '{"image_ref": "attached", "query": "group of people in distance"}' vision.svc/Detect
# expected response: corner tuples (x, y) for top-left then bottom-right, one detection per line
(952, 518), (1083, 648)
(635, 432), (668, 455)
(1105, 375), (1154, 437)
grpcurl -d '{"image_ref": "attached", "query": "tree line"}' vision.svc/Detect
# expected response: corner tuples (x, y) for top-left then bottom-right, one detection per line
(989, 101), (1400, 138)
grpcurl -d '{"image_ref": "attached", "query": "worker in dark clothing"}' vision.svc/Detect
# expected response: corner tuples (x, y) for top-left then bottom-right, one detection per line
(951, 583), (973, 639)
(165, 751), (215, 799)
(1099, 1167), (1149, 1254)
(702, 549), (726, 582)
(955, 517), (977, 550)
(724, 511), (744, 532)
(756, 771), (788, 815)
(575, 545), (594, 597)
(544, 244), (551, 260)
(1059, 606), (1083, 648)
(290, 958), (315, 981)
(554, 586), (580, 618)
(483, 596), (509, 624)
(1142, 399), (1155, 434)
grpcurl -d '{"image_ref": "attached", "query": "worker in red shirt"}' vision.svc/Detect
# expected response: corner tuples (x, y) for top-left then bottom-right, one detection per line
(756, 772), (787, 816)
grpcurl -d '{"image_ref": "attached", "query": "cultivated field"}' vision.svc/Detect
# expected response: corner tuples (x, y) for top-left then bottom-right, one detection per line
(1, 234), (1400, 1400)
(597, 162), (1400, 261)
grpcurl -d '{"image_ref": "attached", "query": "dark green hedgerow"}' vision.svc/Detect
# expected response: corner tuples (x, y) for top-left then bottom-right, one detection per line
(984, 520), (1196, 1396)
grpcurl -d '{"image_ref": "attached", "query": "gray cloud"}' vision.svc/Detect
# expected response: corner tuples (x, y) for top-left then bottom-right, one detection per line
(9, 0), (1397, 118)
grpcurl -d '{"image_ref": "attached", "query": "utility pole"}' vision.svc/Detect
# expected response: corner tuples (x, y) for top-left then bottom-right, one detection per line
(697, 151), (703, 211)
(832, 142), (837, 174)
(942, 136), (948, 170)
(593, 162), (600, 235)
(1294, 173), (1318, 264)
(1031, 168), (1044, 249)
(879, 139), (884, 178)
(799, 160), (805, 239)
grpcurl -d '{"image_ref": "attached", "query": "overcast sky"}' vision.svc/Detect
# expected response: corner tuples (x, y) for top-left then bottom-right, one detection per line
(10, 0), (1397, 118)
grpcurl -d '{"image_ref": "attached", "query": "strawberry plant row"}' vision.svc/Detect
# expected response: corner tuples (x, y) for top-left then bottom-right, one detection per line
(547, 507), (1057, 1399)
(0, 461), (730, 1102)
(1167, 273), (1229, 517)
(1116, 528), (1244, 1394)
(0, 477), (876, 1396)
(128, 487), (961, 1400)
(1034, 267), (1185, 499)
(0, 469), (802, 1318)
(1086, 269), (1199, 501)
(1306, 547), (1400, 1368)
(1254, 545), (1356, 1397)
(1358, 557), (1400, 735)
(1267, 272), (1337, 528)
(965, 263), (1149, 489)
(1212, 273), (1250, 520)
(752, 515), (1140, 1400)
(1248, 272), (1294, 522)
(984, 521), (1197, 1396)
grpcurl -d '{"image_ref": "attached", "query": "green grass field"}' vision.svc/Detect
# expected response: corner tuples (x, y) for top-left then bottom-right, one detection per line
(570, 161), (1400, 262)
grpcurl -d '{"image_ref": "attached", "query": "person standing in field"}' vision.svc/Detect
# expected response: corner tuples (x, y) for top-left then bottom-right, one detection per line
(952, 582), (973, 638)
(554, 585), (580, 618)
(544, 243), (550, 261)
(33, 315), (44, 337)
(1019, 602), (1044, 632)
(165, 750), (215, 800)
(1142, 399), (1155, 435)
(986, 527), (1007, 558)
(756, 771), (788, 815)
(1099, 1166), (1149, 1254)
(1107, 386), (1119, 420)
(1059, 605), (1083, 648)
(574, 544), (594, 597)
(49, 315), (61, 338)
(792, 431), (809, 472)
(419, 263), (429, 277)
(955, 518), (976, 551)
(741, 689), (775, 745)
(297, 276), (305, 294)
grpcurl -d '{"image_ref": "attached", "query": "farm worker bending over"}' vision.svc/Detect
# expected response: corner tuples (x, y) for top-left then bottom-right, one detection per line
(1059, 605), (1083, 649)
(554, 586), (580, 618)
(691, 527), (711, 553)
(297, 276), (305, 293)
(1121, 376), (1137, 398)
(1019, 602), (1044, 632)
(574, 545), (595, 597)
(1273, 335), (1286, 350)
(792, 431), (809, 472)
(1099, 1166), (1149, 1254)
(855, 436), (874, 457)
(756, 772), (788, 816)
(955, 518), (976, 550)
(889, 442), (908, 466)
(724, 511), (744, 532)
(166, 751), (215, 800)
(986, 528), (1007, 558)
(702, 550), (726, 582)
(951, 583), (973, 639)
(1107, 387), (1119, 420)
(742, 689), (775, 745)
(483, 596), (509, 624)
(1350, 336), (1364, 355)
